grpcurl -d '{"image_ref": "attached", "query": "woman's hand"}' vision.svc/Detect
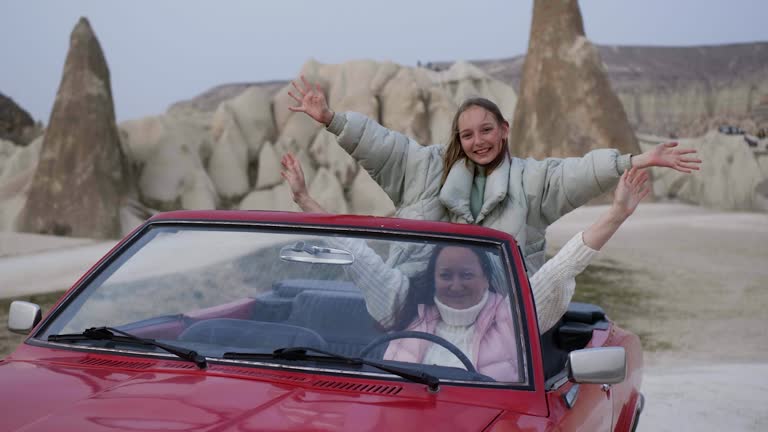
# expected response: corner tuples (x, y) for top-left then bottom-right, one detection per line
(631, 142), (702, 173)
(280, 153), (308, 202)
(582, 167), (650, 250)
(611, 167), (650, 220)
(287, 75), (334, 126)
(280, 152), (327, 213)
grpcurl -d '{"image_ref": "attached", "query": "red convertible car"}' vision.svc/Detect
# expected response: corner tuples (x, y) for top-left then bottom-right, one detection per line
(3, 210), (643, 431)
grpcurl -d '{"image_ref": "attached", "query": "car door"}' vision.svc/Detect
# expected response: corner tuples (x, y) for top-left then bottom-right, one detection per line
(549, 381), (614, 431)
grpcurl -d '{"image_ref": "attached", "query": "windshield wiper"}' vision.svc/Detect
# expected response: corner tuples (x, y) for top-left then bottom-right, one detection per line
(48, 326), (207, 369)
(224, 346), (440, 392)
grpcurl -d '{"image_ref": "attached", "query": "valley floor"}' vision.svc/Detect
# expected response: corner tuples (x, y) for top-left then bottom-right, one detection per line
(2, 202), (767, 430)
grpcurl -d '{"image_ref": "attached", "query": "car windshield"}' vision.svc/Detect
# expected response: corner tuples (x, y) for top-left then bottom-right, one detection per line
(39, 224), (528, 385)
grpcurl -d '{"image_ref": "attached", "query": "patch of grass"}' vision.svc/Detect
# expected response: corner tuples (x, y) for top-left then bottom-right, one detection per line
(633, 330), (674, 351)
(0, 291), (65, 358)
(574, 261), (650, 320)
(573, 261), (670, 352)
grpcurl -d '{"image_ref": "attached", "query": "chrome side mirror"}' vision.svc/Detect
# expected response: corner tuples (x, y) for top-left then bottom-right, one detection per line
(8, 301), (42, 335)
(568, 347), (626, 384)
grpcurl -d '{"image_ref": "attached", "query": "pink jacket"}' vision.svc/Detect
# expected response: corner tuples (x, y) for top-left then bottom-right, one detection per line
(383, 292), (520, 382)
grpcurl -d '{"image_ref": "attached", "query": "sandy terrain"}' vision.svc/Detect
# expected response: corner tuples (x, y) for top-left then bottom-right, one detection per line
(545, 203), (768, 431)
(0, 233), (115, 298)
(641, 363), (768, 431)
(1, 203), (767, 430)
(547, 202), (768, 368)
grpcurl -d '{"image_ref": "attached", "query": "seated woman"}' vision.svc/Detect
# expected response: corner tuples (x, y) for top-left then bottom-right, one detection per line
(280, 153), (649, 381)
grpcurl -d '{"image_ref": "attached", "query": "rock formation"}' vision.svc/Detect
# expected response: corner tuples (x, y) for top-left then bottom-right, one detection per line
(0, 92), (38, 146)
(510, 0), (640, 159)
(0, 136), (42, 231)
(4, 28), (768, 236)
(103, 32), (530, 224)
(601, 44), (768, 137)
(752, 95), (768, 127)
(18, 17), (132, 239)
(444, 42), (768, 138)
(638, 132), (768, 211)
(120, 112), (213, 211)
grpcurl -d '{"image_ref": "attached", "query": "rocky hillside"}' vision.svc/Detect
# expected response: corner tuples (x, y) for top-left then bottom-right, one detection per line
(0, 93), (40, 146)
(169, 81), (288, 115)
(173, 43), (768, 139)
(2, 18), (767, 239)
(437, 42), (768, 137)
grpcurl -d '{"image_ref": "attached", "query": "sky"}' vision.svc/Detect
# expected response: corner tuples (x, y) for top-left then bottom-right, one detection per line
(2, 0), (767, 123)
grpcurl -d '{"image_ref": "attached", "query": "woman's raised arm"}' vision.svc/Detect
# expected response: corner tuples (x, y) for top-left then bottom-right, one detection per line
(531, 167), (650, 333)
(581, 167), (650, 250)
(281, 152), (326, 213)
(280, 153), (410, 324)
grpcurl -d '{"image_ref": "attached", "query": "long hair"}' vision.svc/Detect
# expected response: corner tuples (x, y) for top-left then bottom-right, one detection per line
(384, 245), (497, 332)
(441, 97), (510, 186)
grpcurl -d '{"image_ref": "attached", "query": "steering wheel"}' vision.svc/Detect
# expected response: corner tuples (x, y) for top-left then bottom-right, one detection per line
(359, 330), (477, 373)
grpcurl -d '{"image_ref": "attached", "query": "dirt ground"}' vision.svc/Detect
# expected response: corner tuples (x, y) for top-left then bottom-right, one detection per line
(546, 203), (768, 431)
(2, 203), (767, 430)
(547, 203), (768, 368)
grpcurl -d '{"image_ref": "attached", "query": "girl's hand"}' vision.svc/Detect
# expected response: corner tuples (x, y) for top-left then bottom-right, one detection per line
(287, 75), (334, 126)
(612, 167), (650, 220)
(632, 142), (702, 173)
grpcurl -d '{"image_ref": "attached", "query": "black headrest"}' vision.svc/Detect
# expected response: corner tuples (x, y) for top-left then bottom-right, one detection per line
(563, 302), (606, 324)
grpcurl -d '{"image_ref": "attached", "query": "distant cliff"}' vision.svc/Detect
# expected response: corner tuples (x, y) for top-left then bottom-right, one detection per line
(437, 42), (768, 137)
(6, 43), (766, 238)
(172, 43), (768, 138)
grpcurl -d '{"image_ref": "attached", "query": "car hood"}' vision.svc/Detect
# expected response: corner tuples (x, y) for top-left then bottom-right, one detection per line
(0, 358), (513, 431)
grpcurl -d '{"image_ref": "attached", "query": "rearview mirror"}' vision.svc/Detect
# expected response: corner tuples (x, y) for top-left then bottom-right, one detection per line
(568, 347), (626, 384)
(280, 242), (354, 265)
(8, 301), (42, 335)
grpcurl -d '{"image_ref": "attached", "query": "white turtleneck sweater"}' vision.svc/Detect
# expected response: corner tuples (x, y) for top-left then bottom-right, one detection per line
(334, 232), (598, 367)
(422, 291), (489, 369)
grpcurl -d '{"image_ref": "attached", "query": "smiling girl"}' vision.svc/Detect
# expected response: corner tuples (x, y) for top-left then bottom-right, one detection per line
(287, 75), (701, 274)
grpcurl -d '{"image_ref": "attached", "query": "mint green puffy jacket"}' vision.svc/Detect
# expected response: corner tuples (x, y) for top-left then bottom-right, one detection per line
(327, 112), (631, 274)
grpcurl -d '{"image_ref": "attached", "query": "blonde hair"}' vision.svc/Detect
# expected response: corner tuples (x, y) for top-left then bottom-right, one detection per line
(441, 98), (509, 185)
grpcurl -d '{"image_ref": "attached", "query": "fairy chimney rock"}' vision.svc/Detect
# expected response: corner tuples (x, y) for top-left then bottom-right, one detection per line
(510, 0), (640, 159)
(19, 17), (131, 239)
